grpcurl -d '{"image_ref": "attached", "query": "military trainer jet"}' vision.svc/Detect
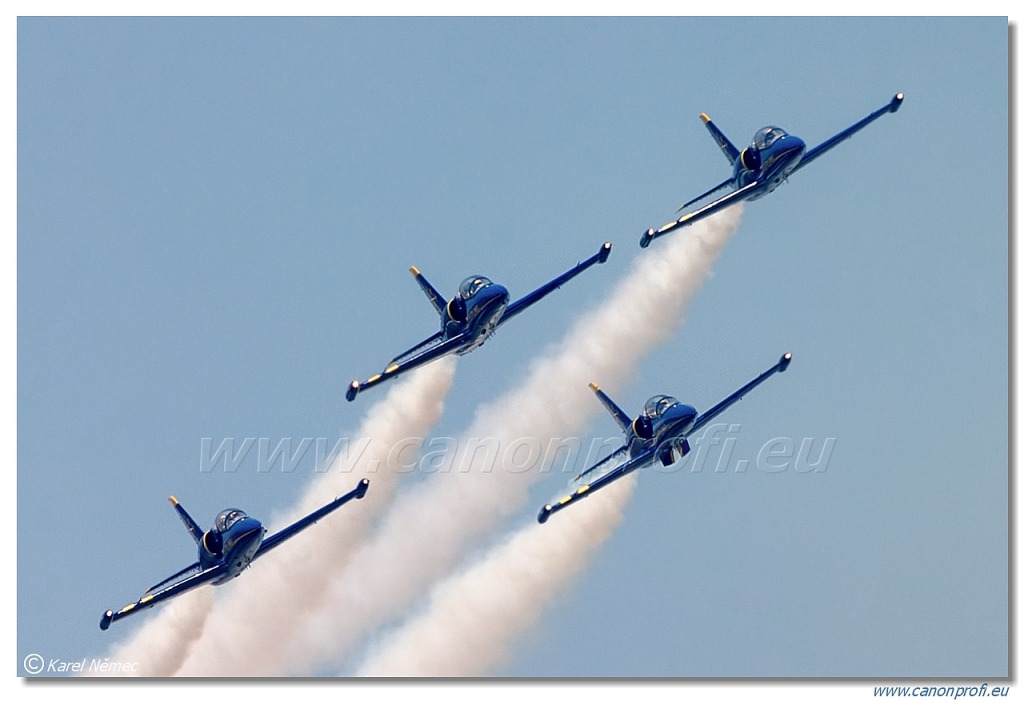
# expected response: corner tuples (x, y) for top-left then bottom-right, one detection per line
(639, 92), (904, 248)
(538, 354), (791, 523)
(346, 242), (612, 401)
(100, 478), (369, 629)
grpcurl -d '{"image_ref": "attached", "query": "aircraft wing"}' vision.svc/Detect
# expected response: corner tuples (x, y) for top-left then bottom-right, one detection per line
(254, 478), (369, 559)
(572, 445), (628, 485)
(538, 447), (651, 524)
(100, 562), (224, 630)
(640, 181), (760, 248)
(347, 332), (467, 401)
(500, 242), (612, 324)
(391, 330), (445, 365)
(677, 176), (735, 212)
(689, 353), (791, 436)
(792, 92), (904, 174)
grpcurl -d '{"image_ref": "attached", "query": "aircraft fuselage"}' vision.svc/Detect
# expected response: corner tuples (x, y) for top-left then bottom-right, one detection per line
(203, 517), (266, 584)
(651, 402), (698, 445)
(735, 133), (806, 198)
(450, 282), (510, 353)
(624, 400), (698, 465)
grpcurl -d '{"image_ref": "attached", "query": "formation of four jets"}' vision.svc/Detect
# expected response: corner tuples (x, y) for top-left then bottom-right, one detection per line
(100, 92), (903, 630)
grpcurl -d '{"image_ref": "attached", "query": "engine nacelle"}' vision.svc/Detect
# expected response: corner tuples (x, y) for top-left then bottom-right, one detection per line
(740, 146), (761, 171)
(632, 415), (653, 440)
(202, 529), (223, 557)
(446, 297), (467, 323)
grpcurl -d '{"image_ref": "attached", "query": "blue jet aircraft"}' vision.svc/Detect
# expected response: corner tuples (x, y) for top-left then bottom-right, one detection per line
(100, 478), (370, 630)
(639, 92), (904, 248)
(346, 242), (613, 401)
(538, 354), (791, 523)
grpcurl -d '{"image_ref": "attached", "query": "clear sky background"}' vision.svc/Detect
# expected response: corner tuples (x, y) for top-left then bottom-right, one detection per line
(16, 16), (1008, 680)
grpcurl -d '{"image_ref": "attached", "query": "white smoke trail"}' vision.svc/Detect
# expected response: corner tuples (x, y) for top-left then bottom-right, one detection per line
(355, 472), (638, 676)
(99, 357), (455, 676)
(265, 206), (742, 676)
(93, 588), (214, 677)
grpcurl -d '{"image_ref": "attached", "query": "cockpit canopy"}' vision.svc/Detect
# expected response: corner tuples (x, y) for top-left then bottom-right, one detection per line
(751, 126), (787, 151)
(458, 276), (492, 300)
(214, 509), (247, 532)
(642, 394), (679, 420)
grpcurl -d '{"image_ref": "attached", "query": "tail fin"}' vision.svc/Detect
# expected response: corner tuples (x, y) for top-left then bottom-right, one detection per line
(700, 113), (740, 165)
(589, 382), (632, 434)
(409, 266), (446, 315)
(169, 496), (203, 545)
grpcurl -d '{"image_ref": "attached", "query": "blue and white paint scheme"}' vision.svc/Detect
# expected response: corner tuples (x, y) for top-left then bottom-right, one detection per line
(538, 354), (792, 524)
(346, 241), (612, 401)
(100, 479), (370, 630)
(640, 93), (904, 248)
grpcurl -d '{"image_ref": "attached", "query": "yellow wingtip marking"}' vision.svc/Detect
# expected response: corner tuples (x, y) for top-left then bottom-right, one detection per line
(700, 112), (711, 123)
(169, 496), (178, 506)
(409, 266), (420, 276)
(588, 382), (600, 392)
(120, 603), (137, 613)
(384, 364), (399, 374)
(140, 594), (154, 604)
(368, 374), (382, 383)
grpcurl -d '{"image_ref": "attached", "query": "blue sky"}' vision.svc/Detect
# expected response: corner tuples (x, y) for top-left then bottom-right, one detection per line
(16, 16), (1008, 681)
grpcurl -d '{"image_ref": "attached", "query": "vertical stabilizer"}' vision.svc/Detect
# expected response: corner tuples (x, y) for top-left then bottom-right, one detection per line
(409, 266), (447, 315)
(700, 113), (740, 165)
(588, 382), (632, 434)
(169, 496), (203, 545)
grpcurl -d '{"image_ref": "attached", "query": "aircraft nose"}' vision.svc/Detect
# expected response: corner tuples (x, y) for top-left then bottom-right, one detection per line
(225, 518), (265, 553)
(663, 404), (698, 429)
(238, 519), (266, 548)
(482, 283), (510, 306)
(238, 518), (264, 540)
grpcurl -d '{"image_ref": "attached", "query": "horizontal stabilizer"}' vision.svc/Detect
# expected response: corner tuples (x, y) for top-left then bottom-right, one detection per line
(144, 562), (202, 597)
(678, 177), (734, 212)
(641, 180), (760, 248)
(573, 445), (627, 485)
(539, 449), (646, 524)
(347, 332), (465, 401)
(100, 563), (225, 630)
(391, 331), (445, 365)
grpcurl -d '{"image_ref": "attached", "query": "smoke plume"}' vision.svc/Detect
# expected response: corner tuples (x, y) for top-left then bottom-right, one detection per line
(267, 207), (743, 675)
(356, 472), (638, 676)
(99, 357), (455, 676)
